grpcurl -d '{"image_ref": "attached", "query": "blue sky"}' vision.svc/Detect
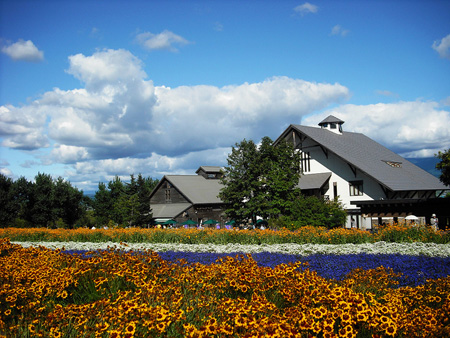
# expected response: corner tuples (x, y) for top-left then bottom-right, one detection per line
(1, 0), (450, 192)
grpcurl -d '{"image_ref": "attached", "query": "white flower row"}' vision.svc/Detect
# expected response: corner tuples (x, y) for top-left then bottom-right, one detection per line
(12, 241), (450, 257)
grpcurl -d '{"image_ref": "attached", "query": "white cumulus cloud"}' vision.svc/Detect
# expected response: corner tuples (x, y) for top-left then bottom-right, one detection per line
(1, 39), (44, 62)
(294, 2), (319, 15)
(0, 167), (13, 177)
(432, 33), (450, 60)
(303, 101), (450, 157)
(0, 48), (351, 187)
(135, 30), (190, 52)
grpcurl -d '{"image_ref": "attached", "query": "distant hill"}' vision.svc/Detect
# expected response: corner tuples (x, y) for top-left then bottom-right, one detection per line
(83, 192), (96, 199)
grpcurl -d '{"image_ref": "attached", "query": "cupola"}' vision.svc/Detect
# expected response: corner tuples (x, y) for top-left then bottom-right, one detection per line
(318, 115), (344, 134)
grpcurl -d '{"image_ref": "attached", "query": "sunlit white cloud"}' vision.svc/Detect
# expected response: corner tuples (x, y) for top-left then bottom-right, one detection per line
(1, 39), (44, 62)
(135, 30), (190, 52)
(8, 48), (449, 190)
(294, 2), (318, 16)
(442, 96), (450, 106)
(0, 167), (13, 177)
(0, 105), (49, 150)
(303, 101), (450, 157)
(399, 148), (442, 158)
(432, 33), (450, 60)
(0, 48), (351, 188)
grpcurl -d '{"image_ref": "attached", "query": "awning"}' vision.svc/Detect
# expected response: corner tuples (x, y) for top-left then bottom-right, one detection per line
(150, 203), (191, 218)
(297, 172), (331, 190)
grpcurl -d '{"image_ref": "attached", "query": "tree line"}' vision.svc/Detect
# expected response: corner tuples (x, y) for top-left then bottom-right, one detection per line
(93, 174), (159, 227)
(0, 173), (159, 228)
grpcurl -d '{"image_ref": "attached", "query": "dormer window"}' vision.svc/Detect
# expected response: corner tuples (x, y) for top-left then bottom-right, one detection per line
(330, 123), (336, 129)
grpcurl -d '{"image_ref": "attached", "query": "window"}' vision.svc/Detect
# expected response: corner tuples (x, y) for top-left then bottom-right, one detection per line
(330, 123), (336, 129)
(165, 189), (171, 202)
(300, 151), (311, 173)
(349, 180), (363, 196)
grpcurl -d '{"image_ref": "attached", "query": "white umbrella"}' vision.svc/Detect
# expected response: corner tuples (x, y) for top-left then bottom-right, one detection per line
(405, 215), (419, 221)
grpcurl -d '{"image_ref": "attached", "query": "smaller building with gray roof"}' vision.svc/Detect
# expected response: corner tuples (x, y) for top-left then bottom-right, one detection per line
(149, 166), (225, 225)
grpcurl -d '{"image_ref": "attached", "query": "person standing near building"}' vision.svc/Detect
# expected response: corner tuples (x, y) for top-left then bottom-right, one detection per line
(430, 214), (439, 231)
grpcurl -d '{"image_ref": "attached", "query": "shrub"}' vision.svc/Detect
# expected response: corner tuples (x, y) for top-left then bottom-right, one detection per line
(274, 195), (347, 230)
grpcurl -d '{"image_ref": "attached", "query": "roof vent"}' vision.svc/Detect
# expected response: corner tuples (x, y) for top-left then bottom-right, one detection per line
(318, 115), (344, 134)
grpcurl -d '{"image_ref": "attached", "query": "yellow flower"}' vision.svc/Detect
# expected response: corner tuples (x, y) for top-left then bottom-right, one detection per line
(124, 321), (136, 336)
(385, 323), (397, 336)
(28, 324), (36, 333)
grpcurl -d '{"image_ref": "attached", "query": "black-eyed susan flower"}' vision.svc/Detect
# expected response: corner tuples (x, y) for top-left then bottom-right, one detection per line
(124, 321), (136, 336)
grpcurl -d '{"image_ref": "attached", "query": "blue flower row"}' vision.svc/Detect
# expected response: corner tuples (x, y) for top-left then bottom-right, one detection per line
(63, 249), (450, 287)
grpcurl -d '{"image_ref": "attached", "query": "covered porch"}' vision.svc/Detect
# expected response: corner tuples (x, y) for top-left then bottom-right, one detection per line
(351, 198), (450, 230)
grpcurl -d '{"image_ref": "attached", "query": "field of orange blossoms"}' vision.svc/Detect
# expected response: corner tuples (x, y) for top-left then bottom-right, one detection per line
(0, 223), (449, 244)
(1, 234), (450, 338)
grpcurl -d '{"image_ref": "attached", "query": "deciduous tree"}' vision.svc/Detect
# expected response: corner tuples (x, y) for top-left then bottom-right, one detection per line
(0, 174), (15, 226)
(220, 137), (301, 224)
(436, 148), (450, 187)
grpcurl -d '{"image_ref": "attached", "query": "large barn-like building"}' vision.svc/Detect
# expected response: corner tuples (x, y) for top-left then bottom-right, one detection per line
(275, 115), (448, 228)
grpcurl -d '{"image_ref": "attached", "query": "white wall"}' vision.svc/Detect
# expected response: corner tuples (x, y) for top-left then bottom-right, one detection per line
(299, 137), (386, 228)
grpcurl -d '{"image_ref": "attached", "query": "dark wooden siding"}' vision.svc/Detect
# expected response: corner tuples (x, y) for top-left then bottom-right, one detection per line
(150, 180), (188, 204)
(174, 204), (227, 227)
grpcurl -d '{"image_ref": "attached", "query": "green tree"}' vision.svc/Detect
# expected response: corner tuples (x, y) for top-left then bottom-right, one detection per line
(0, 174), (16, 226)
(258, 137), (302, 219)
(114, 193), (139, 226)
(280, 195), (347, 230)
(436, 148), (450, 187)
(94, 182), (113, 226)
(135, 174), (156, 227)
(93, 174), (159, 227)
(219, 139), (260, 223)
(220, 137), (301, 224)
(10, 176), (33, 226)
(30, 173), (55, 227)
(108, 176), (126, 224)
(53, 177), (85, 228)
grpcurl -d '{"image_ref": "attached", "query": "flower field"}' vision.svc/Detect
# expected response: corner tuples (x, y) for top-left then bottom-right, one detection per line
(1, 226), (450, 337)
(1, 224), (449, 244)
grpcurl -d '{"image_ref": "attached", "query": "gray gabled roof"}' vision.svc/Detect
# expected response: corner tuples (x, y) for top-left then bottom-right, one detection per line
(165, 175), (224, 204)
(298, 172), (332, 190)
(151, 203), (191, 218)
(319, 115), (344, 125)
(195, 166), (223, 174)
(280, 124), (446, 192)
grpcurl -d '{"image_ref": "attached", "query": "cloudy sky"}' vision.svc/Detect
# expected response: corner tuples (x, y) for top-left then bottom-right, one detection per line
(1, 0), (450, 192)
